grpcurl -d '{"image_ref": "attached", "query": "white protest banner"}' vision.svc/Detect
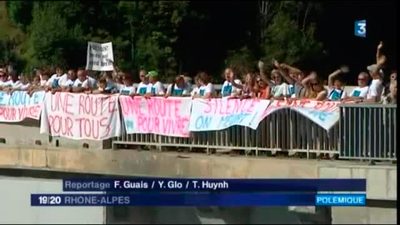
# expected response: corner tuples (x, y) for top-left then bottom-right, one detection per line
(0, 91), (45, 122)
(289, 99), (340, 131)
(259, 99), (340, 131)
(119, 96), (192, 137)
(189, 98), (271, 131)
(40, 92), (121, 140)
(85, 42), (114, 71)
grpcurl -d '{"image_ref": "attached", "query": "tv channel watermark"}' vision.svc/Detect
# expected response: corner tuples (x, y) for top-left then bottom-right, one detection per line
(354, 20), (367, 38)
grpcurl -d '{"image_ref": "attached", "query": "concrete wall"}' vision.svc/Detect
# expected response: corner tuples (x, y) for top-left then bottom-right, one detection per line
(0, 120), (110, 150)
(0, 176), (105, 224)
(0, 148), (396, 201)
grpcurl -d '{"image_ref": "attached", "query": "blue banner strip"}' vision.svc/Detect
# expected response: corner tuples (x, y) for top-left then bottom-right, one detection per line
(31, 193), (317, 206)
(31, 193), (367, 206)
(315, 194), (366, 206)
(62, 178), (366, 192)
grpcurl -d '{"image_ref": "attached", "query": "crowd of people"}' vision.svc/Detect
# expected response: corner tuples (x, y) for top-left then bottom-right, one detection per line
(0, 42), (396, 104)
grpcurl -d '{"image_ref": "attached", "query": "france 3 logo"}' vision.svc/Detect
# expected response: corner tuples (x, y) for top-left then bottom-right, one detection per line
(354, 20), (366, 38)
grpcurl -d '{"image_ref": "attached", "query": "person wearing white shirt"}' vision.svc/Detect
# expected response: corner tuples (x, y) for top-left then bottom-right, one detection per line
(343, 72), (370, 102)
(221, 68), (241, 98)
(119, 74), (136, 96)
(0, 70), (8, 90)
(190, 76), (201, 98)
(193, 72), (213, 99)
(135, 69), (149, 95)
(270, 70), (289, 99)
(326, 66), (349, 101)
(146, 70), (165, 96)
(72, 69), (96, 92)
(1, 71), (21, 92)
(165, 75), (191, 97)
(46, 67), (68, 89)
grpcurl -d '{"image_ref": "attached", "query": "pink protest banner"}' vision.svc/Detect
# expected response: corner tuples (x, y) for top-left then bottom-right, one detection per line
(260, 99), (340, 131)
(40, 92), (121, 140)
(189, 98), (271, 131)
(119, 96), (192, 137)
(0, 91), (45, 122)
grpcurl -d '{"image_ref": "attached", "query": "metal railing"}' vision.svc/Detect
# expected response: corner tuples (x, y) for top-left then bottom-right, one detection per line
(112, 109), (340, 158)
(339, 103), (397, 161)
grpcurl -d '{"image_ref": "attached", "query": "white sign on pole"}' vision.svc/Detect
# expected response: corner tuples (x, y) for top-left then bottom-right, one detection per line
(85, 42), (114, 71)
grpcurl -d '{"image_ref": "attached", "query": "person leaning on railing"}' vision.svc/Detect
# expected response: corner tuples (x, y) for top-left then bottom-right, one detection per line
(165, 75), (191, 98)
(72, 68), (97, 93)
(136, 69), (150, 96)
(269, 69), (290, 100)
(301, 72), (327, 101)
(342, 72), (370, 103)
(192, 71), (215, 99)
(272, 60), (306, 99)
(119, 73), (136, 97)
(363, 41), (386, 103)
(0, 71), (22, 94)
(326, 65), (349, 101)
(144, 70), (165, 99)
(382, 71), (397, 104)
(255, 75), (271, 99)
(220, 67), (242, 98)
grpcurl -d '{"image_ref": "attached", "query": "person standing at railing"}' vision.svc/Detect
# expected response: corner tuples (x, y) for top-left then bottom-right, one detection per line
(256, 75), (271, 99)
(165, 75), (191, 97)
(192, 71), (214, 99)
(364, 41), (386, 103)
(119, 73), (136, 96)
(136, 69), (150, 96)
(190, 74), (201, 98)
(382, 71), (397, 104)
(273, 60), (306, 99)
(45, 67), (68, 91)
(228, 71), (258, 99)
(72, 69), (97, 93)
(220, 68), (242, 98)
(0, 71), (22, 93)
(60, 69), (77, 92)
(302, 72), (327, 100)
(270, 69), (290, 100)
(340, 72), (369, 103)
(0, 69), (8, 90)
(145, 70), (165, 98)
(326, 65), (349, 101)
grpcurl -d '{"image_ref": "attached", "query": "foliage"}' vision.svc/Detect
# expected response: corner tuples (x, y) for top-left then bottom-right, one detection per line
(256, 1), (324, 71)
(225, 46), (257, 78)
(24, 2), (85, 71)
(6, 1), (33, 31)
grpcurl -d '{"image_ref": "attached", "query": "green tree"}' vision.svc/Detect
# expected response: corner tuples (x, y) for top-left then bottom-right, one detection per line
(6, 1), (33, 31)
(260, 1), (324, 67)
(24, 2), (85, 70)
(117, 1), (189, 77)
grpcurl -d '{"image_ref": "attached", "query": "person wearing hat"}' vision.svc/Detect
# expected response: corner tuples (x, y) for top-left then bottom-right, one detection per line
(145, 70), (165, 97)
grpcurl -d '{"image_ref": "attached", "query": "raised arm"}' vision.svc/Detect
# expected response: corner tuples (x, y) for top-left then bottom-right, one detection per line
(258, 60), (274, 87)
(372, 41), (386, 79)
(273, 60), (295, 85)
(301, 72), (317, 87)
(328, 65), (349, 88)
